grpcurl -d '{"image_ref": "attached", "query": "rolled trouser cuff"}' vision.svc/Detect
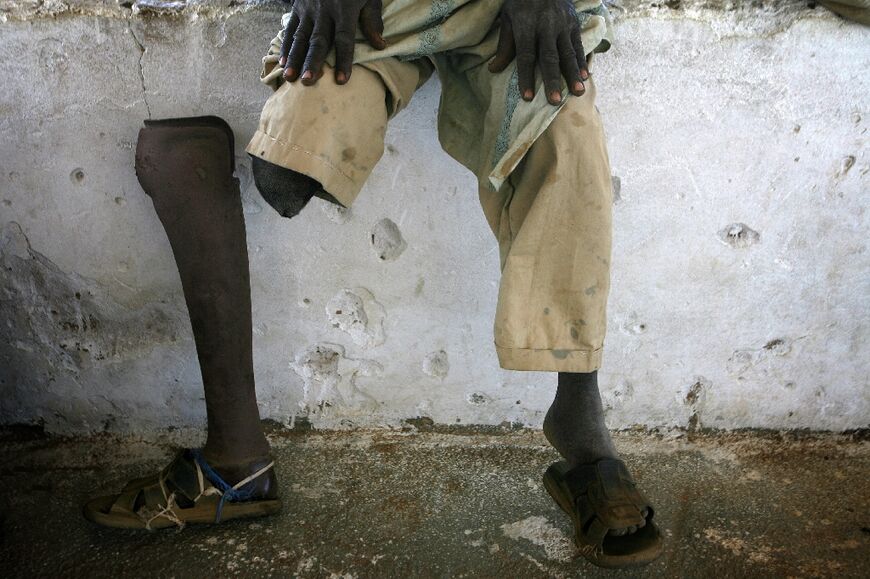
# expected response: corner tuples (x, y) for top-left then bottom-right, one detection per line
(495, 345), (603, 373)
(246, 130), (360, 209)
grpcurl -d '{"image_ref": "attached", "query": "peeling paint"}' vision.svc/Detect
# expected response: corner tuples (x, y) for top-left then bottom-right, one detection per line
(718, 223), (760, 249)
(0, 222), (183, 427)
(290, 343), (383, 419)
(727, 338), (797, 376)
(422, 350), (449, 379)
(602, 378), (634, 413)
(370, 218), (406, 261)
(681, 376), (711, 432)
(325, 288), (386, 349)
(466, 392), (489, 406)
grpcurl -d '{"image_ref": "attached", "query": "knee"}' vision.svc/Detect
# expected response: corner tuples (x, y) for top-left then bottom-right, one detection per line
(251, 156), (321, 219)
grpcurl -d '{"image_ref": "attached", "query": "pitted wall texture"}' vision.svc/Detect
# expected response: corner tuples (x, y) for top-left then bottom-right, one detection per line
(0, 1), (867, 434)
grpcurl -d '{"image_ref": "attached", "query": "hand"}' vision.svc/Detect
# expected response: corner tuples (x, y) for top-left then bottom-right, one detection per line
(279, 0), (386, 86)
(489, 0), (589, 105)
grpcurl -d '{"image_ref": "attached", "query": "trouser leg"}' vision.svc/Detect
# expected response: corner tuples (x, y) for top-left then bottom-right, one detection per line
(479, 78), (613, 373)
(247, 60), (431, 207)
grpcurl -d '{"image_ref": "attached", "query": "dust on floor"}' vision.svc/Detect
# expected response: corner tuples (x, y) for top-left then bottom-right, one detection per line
(1, 427), (868, 578)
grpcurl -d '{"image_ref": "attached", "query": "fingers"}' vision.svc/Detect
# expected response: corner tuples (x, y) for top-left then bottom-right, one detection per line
(557, 30), (584, 97)
(301, 13), (334, 85)
(488, 16), (516, 73)
(571, 25), (589, 81)
(279, 12), (300, 68)
(360, 0), (387, 50)
(284, 15), (313, 82)
(538, 33), (563, 105)
(333, 15), (356, 84)
(514, 27), (537, 101)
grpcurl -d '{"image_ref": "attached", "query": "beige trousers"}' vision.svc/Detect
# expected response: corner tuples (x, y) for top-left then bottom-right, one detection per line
(247, 58), (613, 373)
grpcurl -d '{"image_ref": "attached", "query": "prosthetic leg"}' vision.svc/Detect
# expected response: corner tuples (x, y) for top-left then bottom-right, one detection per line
(84, 117), (279, 529)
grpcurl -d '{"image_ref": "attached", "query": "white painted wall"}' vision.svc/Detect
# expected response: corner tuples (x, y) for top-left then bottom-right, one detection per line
(1, 1), (868, 434)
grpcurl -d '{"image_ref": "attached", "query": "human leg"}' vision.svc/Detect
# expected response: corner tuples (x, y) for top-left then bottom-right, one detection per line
(476, 76), (621, 471)
(476, 79), (659, 557)
(543, 371), (617, 467)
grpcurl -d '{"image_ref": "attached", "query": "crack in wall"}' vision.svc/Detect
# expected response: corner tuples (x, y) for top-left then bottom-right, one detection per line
(128, 25), (152, 119)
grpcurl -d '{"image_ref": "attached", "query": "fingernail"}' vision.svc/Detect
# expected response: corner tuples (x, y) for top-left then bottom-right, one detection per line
(523, 89), (534, 100)
(581, 69), (589, 80)
(573, 81), (584, 94)
(279, 57), (287, 67)
(301, 70), (313, 80)
(550, 91), (562, 103)
(336, 71), (347, 84)
(284, 67), (296, 79)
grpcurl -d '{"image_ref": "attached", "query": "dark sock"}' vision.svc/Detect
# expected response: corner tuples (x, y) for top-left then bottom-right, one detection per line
(543, 371), (619, 467)
(545, 371), (649, 536)
(251, 155), (340, 218)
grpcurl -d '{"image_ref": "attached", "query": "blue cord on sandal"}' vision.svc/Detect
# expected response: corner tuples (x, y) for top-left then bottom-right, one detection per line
(190, 449), (257, 523)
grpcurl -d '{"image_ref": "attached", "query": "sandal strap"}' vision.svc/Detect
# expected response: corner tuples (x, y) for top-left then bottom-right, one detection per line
(189, 449), (275, 523)
(563, 459), (652, 534)
(106, 449), (275, 529)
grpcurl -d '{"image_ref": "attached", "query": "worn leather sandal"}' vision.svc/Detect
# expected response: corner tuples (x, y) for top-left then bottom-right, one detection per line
(543, 458), (663, 568)
(83, 450), (281, 530)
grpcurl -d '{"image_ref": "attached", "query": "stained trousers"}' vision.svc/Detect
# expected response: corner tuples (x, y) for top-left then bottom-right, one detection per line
(247, 56), (613, 372)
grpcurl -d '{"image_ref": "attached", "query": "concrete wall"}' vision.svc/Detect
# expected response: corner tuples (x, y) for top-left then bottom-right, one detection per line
(1, 1), (868, 435)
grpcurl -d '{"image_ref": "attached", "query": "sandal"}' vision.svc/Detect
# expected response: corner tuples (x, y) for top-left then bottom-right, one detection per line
(83, 449), (281, 530)
(543, 458), (663, 568)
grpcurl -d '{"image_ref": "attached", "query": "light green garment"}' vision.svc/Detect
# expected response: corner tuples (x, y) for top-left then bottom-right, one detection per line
(260, 0), (612, 191)
(818, 0), (870, 25)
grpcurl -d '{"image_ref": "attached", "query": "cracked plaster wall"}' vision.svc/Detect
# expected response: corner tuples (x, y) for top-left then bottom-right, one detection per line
(0, 1), (867, 434)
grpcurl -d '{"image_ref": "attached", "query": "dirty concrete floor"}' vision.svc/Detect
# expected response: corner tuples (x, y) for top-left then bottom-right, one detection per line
(1, 428), (868, 578)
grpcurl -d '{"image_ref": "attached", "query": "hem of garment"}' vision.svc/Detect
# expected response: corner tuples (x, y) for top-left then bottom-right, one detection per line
(246, 130), (359, 208)
(495, 345), (603, 373)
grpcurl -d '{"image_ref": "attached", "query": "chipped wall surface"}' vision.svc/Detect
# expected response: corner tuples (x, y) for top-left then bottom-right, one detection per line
(0, 1), (868, 434)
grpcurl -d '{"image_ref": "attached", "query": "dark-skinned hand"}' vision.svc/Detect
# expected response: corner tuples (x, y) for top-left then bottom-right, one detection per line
(489, 0), (589, 105)
(279, 0), (386, 85)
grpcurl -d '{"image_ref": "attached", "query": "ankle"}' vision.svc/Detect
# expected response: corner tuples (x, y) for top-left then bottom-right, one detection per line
(194, 450), (279, 501)
(201, 441), (272, 475)
(543, 391), (619, 467)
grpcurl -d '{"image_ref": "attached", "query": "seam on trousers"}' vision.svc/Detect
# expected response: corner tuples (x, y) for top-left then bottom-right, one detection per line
(495, 344), (603, 356)
(255, 131), (357, 185)
(496, 344), (603, 372)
